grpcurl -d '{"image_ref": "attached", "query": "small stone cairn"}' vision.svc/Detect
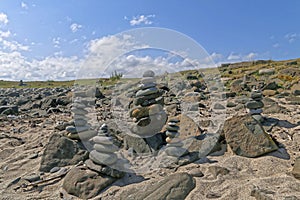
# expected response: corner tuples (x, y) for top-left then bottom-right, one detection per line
(89, 124), (118, 166)
(246, 90), (264, 123)
(65, 90), (97, 140)
(164, 118), (187, 158)
(129, 70), (167, 137)
(85, 124), (125, 178)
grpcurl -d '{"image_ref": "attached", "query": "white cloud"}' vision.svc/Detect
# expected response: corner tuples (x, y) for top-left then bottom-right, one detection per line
(1, 39), (29, 51)
(284, 33), (298, 43)
(128, 14), (155, 26)
(227, 52), (241, 60)
(0, 30), (10, 38)
(21, 2), (28, 9)
(244, 52), (257, 61)
(52, 37), (61, 48)
(70, 23), (82, 33)
(0, 13), (8, 25)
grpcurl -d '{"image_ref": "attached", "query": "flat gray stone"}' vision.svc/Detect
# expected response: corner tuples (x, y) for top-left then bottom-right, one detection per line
(136, 87), (158, 97)
(94, 143), (118, 153)
(89, 150), (117, 166)
(92, 136), (113, 145)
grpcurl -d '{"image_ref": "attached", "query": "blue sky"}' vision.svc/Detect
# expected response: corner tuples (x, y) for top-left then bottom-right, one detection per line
(0, 0), (299, 80)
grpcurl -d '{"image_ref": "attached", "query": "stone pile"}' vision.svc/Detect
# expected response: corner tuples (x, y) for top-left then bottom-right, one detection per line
(65, 90), (97, 140)
(89, 124), (118, 166)
(85, 124), (125, 178)
(129, 70), (167, 137)
(164, 118), (187, 158)
(246, 90), (264, 123)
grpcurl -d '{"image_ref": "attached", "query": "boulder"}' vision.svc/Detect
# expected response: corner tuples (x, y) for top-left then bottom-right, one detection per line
(120, 173), (195, 200)
(124, 133), (164, 153)
(223, 115), (278, 157)
(63, 166), (116, 199)
(39, 134), (89, 172)
(292, 157), (300, 179)
(258, 68), (275, 75)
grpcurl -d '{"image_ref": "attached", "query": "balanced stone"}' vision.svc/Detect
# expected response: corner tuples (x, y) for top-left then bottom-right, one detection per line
(136, 87), (159, 97)
(74, 119), (87, 126)
(139, 82), (157, 90)
(166, 125), (180, 132)
(143, 70), (155, 77)
(89, 150), (117, 166)
(140, 77), (156, 84)
(166, 131), (179, 138)
(75, 126), (89, 133)
(78, 130), (97, 140)
(92, 136), (113, 145)
(249, 108), (263, 114)
(66, 126), (77, 134)
(94, 143), (118, 153)
(71, 108), (88, 115)
(245, 101), (264, 109)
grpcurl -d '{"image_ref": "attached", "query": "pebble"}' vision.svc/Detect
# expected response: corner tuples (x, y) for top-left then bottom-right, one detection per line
(50, 167), (61, 173)
(245, 100), (264, 109)
(28, 153), (39, 159)
(92, 136), (113, 145)
(166, 125), (180, 132)
(136, 87), (159, 97)
(23, 174), (40, 183)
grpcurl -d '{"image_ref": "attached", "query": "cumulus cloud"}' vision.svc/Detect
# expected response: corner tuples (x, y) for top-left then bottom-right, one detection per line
(0, 13), (8, 25)
(227, 52), (241, 60)
(0, 51), (80, 81)
(52, 37), (61, 48)
(21, 2), (28, 9)
(70, 23), (82, 33)
(127, 14), (155, 26)
(244, 52), (257, 61)
(284, 33), (298, 43)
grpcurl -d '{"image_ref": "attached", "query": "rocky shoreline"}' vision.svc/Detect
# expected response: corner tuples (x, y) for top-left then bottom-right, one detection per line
(0, 61), (300, 199)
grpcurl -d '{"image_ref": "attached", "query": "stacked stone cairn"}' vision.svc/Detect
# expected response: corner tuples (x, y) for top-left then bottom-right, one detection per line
(85, 124), (125, 178)
(164, 118), (187, 158)
(65, 89), (97, 140)
(89, 124), (118, 166)
(246, 90), (264, 123)
(129, 70), (167, 137)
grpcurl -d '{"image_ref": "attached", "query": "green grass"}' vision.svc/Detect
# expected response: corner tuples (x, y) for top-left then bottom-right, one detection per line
(0, 80), (75, 88)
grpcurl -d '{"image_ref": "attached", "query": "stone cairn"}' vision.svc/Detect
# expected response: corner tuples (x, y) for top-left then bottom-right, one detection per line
(164, 118), (187, 158)
(129, 70), (167, 137)
(86, 123), (125, 178)
(246, 90), (264, 123)
(65, 90), (97, 140)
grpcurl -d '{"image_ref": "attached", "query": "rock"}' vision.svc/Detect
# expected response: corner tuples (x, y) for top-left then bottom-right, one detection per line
(41, 97), (57, 110)
(226, 101), (237, 107)
(246, 100), (264, 109)
(89, 150), (117, 166)
(178, 114), (202, 138)
(124, 133), (164, 153)
(66, 126), (77, 134)
(292, 157), (300, 179)
(120, 173), (195, 200)
(23, 174), (40, 183)
(223, 115), (278, 157)
(189, 168), (204, 177)
(92, 136), (113, 145)
(0, 105), (18, 115)
(136, 87), (159, 97)
(291, 84), (300, 96)
(93, 143), (118, 153)
(213, 103), (226, 110)
(262, 82), (279, 90)
(143, 70), (155, 77)
(50, 167), (61, 173)
(62, 167), (116, 199)
(258, 68), (275, 75)
(262, 90), (277, 96)
(84, 159), (125, 178)
(165, 146), (187, 157)
(39, 134), (89, 172)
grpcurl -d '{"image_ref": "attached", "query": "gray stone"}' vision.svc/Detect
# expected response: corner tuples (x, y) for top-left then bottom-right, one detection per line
(39, 134), (89, 172)
(92, 136), (113, 145)
(141, 77), (156, 84)
(66, 126), (77, 134)
(84, 159), (125, 178)
(166, 125), (179, 132)
(73, 119), (87, 126)
(120, 173), (195, 200)
(139, 82), (156, 90)
(23, 174), (40, 183)
(165, 146), (187, 157)
(136, 87), (159, 97)
(252, 114), (264, 123)
(62, 167), (116, 199)
(249, 108), (263, 114)
(124, 133), (164, 153)
(143, 70), (155, 77)
(223, 115), (278, 157)
(292, 157), (300, 179)
(246, 100), (264, 109)
(259, 68), (275, 75)
(89, 150), (117, 166)
(78, 130), (98, 140)
(94, 143), (118, 153)
(71, 108), (88, 115)
(166, 131), (179, 138)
